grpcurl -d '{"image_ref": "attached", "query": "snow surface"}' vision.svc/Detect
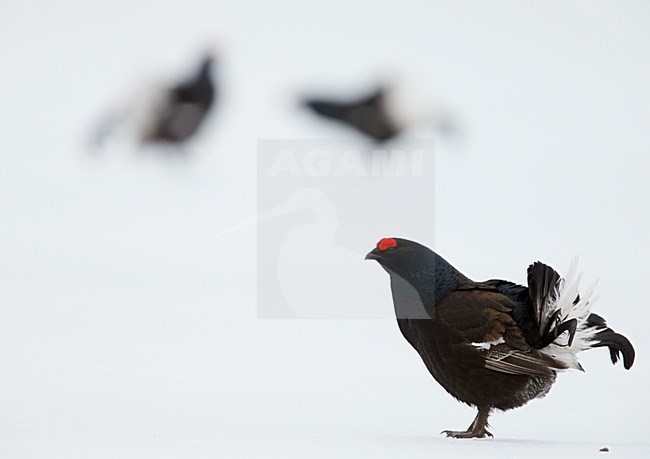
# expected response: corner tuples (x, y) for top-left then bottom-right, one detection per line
(1, 0), (650, 457)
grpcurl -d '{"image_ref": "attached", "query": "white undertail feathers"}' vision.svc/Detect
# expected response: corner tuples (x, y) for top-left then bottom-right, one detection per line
(540, 257), (601, 370)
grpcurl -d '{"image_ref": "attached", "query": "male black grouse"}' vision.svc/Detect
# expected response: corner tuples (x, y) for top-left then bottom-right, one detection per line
(93, 53), (217, 148)
(302, 86), (401, 142)
(142, 54), (217, 144)
(366, 237), (635, 438)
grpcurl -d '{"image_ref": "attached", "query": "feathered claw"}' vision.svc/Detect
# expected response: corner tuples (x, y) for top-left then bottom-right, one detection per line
(442, 406), (493, 439)
(441, 429), (493, 439)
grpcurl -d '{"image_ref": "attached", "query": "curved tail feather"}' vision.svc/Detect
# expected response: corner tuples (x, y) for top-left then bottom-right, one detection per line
(586, 313), (635, 369)
(527, 259), (635, 371)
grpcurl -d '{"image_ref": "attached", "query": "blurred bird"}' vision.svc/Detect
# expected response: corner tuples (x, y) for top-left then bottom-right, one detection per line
(366, 238), (635, 438)
(93, 53), (217, 148)
(302, 84), (456, 143)
(141, 54), (216, 144)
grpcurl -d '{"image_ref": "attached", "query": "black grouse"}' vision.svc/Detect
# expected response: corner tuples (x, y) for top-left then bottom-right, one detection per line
(93, 54), (217, 148)
(366, 237), (635, 439)
(142, 54), (217, 144)
(302, 86), (401, 142)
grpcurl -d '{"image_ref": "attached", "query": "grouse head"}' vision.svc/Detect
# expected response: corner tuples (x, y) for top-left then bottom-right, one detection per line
(175, 53), (217, 106)
(365, 238), (468, 306)
(199, 54), (215, 76)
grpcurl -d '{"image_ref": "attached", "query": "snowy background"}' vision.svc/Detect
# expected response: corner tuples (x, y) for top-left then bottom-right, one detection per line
(1, 0), (649, 457)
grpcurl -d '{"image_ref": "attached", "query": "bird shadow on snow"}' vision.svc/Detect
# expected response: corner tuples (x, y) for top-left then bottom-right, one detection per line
(380, 434), (635, 449)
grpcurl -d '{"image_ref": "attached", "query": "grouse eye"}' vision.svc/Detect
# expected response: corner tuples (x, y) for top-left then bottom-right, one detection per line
(378, 238), (397, 251)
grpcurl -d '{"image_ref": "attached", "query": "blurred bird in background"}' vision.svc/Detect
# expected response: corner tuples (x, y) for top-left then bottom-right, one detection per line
(301, 82), (458, 144)
(92, 52), (218, 150)
(366, 238), (635, 438)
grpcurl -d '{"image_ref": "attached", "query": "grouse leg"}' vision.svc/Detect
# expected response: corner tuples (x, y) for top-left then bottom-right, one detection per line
(441, 405), (493, 439)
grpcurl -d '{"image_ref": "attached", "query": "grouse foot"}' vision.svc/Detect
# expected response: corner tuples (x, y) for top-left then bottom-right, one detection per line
(441, 406), (493, 439)
(441, 428), (493, 439)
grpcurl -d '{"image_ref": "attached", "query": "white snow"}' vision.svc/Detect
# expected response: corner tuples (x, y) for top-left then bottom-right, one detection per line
(1, 0), (649, 457)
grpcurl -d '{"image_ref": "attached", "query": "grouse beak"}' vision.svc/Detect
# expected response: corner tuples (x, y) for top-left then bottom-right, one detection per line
(365, 248), (381, 261)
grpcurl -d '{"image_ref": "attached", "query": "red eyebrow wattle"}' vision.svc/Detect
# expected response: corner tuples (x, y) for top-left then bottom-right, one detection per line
(378, 238), (397, 251)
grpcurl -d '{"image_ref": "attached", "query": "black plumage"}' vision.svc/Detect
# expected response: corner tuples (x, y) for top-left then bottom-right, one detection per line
(142, 55), (217, 144)
(302, 87), (400, 142)
(366, 238), (635, 439)
(92, 54), (218, 149)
